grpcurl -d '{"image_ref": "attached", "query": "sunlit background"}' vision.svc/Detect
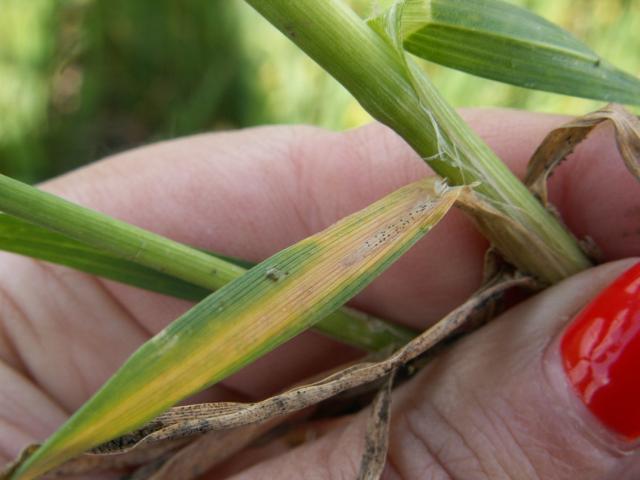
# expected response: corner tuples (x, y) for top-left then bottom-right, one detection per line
(1, 0), (638, 182)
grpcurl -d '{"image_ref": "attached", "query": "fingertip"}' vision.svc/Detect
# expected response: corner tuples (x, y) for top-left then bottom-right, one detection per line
(547, 259), (640, 452)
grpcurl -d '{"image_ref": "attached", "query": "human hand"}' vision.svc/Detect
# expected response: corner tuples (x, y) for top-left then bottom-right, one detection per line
(0, 109), (638, 479)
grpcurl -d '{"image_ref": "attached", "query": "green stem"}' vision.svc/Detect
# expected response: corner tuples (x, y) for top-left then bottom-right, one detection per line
(0, 173), (415, 350)
(245, 0), (591, 283)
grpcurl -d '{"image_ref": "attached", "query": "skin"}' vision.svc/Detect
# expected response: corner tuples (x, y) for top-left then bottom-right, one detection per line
(0, 109), (639, 479)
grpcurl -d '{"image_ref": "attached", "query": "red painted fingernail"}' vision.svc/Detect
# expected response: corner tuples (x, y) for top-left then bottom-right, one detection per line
(561, 262), (640, 440)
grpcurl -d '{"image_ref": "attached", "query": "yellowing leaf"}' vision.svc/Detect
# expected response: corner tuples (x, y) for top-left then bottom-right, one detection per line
(11, 177), (458, 480)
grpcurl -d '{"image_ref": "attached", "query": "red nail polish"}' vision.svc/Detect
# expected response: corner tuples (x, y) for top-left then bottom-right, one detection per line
(561, 262), (640, 440)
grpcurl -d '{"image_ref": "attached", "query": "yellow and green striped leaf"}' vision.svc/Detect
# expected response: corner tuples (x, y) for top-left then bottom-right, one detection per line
(11, 177), (458, 480)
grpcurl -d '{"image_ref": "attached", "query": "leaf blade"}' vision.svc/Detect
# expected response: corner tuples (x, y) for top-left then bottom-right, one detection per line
(11, 178), (458, 480)
(0, 214), (210, 301)
(400, 0), (640, 105)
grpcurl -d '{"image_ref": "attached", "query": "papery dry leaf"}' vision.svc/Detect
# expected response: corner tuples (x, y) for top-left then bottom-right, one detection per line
(455, 188), (564, 282)
(525, 103), (640, 206)
(137, 358), (393, 479)
(357, 372), (395, 480)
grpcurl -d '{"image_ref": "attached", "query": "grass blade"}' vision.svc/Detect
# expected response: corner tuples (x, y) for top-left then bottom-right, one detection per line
(0, 175), (415, 351)
(10, 177), (458, 480)
(0, 173), (245, 290)
(400, 0), (640, 104)
(0, 214), (211, 301)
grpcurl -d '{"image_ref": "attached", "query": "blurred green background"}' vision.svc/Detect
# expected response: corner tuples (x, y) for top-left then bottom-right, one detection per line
(1, 0), (638, 183)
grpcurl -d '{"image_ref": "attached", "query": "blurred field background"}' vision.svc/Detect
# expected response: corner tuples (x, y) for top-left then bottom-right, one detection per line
(1, 0), (638, 183)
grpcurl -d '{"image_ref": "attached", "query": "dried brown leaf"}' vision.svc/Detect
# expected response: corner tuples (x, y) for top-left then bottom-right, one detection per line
(357, 372), (395, 480)
(525, 103), (640, 206)
(456, 188), (563, 281)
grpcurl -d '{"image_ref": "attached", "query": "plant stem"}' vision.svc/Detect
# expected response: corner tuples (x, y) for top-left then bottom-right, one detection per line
(0, 173), (415, 350)
(245, 0), (591, 283)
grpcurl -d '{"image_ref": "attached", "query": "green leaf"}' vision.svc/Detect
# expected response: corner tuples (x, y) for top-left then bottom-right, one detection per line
(0, 214), (211, 301)
(399, 0), (640, 105)
(0, 173), (247, 291)
(10, 178), (459, 480)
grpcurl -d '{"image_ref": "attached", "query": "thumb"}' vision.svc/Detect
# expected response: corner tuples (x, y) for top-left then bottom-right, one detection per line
(222, 258), (640, 480)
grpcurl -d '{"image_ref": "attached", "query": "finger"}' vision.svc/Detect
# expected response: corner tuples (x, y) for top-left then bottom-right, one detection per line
(47, 110), (640, 391)
(41, 109), (639, 329)
(0, 361), (67, 465)
(3, 110), (638, 408)
(220, 259), (640, 480)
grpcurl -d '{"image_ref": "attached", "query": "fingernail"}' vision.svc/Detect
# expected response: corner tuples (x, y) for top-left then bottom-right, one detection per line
(561, 262), (640, 441)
